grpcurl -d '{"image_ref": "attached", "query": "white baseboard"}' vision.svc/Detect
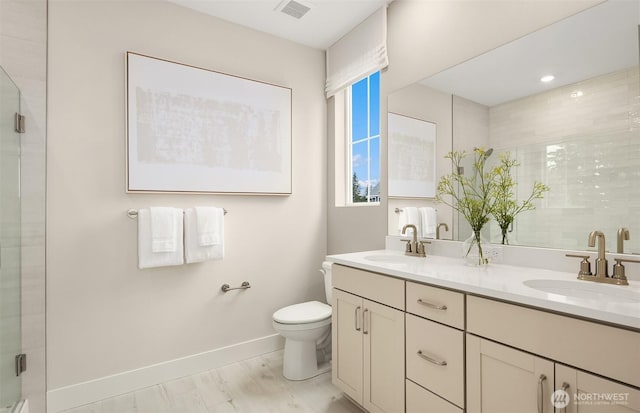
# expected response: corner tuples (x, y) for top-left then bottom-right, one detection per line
(47, 334), (284, 413)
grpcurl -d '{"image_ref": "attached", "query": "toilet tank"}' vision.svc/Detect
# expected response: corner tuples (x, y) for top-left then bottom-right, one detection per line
(321, 261), (333, 304)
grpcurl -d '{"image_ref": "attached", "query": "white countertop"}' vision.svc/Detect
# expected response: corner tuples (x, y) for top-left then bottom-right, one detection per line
(326, 249), (640, 330)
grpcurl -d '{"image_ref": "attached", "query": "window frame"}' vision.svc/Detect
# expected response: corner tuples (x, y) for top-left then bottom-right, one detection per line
(345, 72), (381, 206)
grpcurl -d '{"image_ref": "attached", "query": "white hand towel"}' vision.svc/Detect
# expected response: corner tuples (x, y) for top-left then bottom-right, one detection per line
(195, 207), (223, 246)
(419, 207), (437, 238)
(399, 207), (421, 237)
(150, 207), (178, 252)
(138, 208), (184, 269)
(184, 208), (224, 263)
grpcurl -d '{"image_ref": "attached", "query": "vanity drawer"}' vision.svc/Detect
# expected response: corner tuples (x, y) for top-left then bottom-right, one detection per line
(406, 314), (464, 408)
(467, 295), (640, 388)
(332, 264), (404, 310)
(406, 379), (462, 413)
(406, 281), (464, 329)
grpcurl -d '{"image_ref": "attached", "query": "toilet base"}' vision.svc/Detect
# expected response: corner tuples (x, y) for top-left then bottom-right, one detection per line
(282, 338), (331, 381)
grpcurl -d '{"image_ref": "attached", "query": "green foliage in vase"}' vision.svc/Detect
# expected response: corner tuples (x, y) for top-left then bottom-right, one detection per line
(436, 148), (496, 233)
(491, 152), (550, 244)
(437, 148), (496, 265)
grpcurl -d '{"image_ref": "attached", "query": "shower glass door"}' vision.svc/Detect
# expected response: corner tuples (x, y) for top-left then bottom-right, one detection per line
(0, 65), (22, 411)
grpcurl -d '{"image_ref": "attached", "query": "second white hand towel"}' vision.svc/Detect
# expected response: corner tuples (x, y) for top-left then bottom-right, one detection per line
(419, 207), (437, 238)
(150, 207), (179, 252)
(138, 208), (184, 269)
(195, 206), (223, 246)
(399, 207), (421, 236)
(185, 208), (224, 263)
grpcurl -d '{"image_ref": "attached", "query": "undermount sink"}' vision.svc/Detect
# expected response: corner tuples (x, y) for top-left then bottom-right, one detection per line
(364, 254), (421, 264)
(523, 279), (640, 303)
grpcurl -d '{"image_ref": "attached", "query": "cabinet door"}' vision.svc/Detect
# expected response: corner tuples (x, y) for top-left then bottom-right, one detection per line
(556, 365), (640, 413)
(467, 334), (554, 413)
(332, 288), (363, 404)
(363, 299), (405, 413)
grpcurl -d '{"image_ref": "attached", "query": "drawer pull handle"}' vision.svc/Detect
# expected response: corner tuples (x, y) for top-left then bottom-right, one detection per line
(417, 350), (447, 366)
(355, 306), (361, 331)
(559, 382), (570, 413)
(417, 299), (447, 311)
(363, 308), (369, 334)
(537, 374), (547, 413)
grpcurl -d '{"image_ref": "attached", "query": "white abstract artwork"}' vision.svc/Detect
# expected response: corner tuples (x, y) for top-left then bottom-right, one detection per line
(388, 112), (436, 198)
(126, 52), (292, 194)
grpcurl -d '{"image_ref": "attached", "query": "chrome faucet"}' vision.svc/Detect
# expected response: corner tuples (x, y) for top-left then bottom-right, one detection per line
(436, 223), (449, 240)
(617, 227), (629, 254)
(401, 224), (427, 257)
(588, 230), (608, 278)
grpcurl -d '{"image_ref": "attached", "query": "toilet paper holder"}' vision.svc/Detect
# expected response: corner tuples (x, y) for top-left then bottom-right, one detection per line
(221, 281), (251, 293)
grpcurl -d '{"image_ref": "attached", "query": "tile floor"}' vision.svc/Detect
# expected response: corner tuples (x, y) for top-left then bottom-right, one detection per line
(61, 350), (362, 413)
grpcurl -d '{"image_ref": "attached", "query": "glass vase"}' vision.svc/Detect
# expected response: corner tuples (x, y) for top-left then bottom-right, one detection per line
(462, 229), (489, 266)
(500, 225), (510, 245)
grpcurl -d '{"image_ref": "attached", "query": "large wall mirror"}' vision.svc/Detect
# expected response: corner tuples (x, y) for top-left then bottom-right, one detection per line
(387, 0), (640, 255)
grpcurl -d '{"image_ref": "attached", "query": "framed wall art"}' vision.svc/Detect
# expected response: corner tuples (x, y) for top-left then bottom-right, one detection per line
(387, 112), (436, 198)
(126, 52), (292, 194)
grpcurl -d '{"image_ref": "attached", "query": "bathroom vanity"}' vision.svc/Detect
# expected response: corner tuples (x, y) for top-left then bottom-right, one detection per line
(327, 250), (640, 413)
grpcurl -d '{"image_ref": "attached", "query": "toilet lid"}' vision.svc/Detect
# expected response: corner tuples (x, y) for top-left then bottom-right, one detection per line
(273, 301), (332, 324)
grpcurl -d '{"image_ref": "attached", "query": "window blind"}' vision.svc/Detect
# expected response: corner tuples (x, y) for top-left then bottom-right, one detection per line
(325, 6), (388, 98)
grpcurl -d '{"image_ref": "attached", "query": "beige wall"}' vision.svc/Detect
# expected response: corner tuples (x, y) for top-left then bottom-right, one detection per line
(0, 0), (47, 412)
(47, 0), (326, 390)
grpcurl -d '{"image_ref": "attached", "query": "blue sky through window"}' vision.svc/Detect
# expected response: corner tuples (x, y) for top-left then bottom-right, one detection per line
(350, 71), (380, 202)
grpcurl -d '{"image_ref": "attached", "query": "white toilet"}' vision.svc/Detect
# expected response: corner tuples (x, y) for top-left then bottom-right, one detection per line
(272, 261), (333, 380)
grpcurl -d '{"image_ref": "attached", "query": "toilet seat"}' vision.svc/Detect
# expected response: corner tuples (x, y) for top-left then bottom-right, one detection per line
(273, 301), (331, 324)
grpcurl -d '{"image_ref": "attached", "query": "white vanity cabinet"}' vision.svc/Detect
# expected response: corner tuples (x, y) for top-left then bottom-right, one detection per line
(331, 265), (405, 413)
(467, 295), (640, 413)
(328, 254), (640, 413)
(466, 336), (640, 413)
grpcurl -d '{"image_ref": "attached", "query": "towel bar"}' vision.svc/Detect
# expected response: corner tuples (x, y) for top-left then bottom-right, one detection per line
(395, 207), (437, 213)
(221, 281), (251, 293)
(127, 208), (227, 219)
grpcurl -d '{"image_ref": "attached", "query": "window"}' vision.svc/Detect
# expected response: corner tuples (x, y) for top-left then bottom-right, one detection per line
(348, 71), (380, 204)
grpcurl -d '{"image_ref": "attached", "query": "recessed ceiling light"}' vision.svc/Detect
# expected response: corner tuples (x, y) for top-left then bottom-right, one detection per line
(540, 75), (555, 83)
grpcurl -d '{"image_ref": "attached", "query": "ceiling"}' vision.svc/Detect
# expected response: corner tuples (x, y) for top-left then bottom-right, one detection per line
(420, 0), (640, 106)
(167, 0), (390, 50)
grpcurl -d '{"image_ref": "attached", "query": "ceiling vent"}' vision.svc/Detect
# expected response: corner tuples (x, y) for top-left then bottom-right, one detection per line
(275, 0), (312, 19)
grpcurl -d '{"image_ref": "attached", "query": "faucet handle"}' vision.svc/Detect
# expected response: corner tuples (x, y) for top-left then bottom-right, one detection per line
(565, 254), (593, 278)
(612, 258), (640, 284)
(401, 238), (412, 253)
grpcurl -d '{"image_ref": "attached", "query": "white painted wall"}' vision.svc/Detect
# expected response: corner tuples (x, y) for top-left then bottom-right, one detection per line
(47, 0), (326, 399)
